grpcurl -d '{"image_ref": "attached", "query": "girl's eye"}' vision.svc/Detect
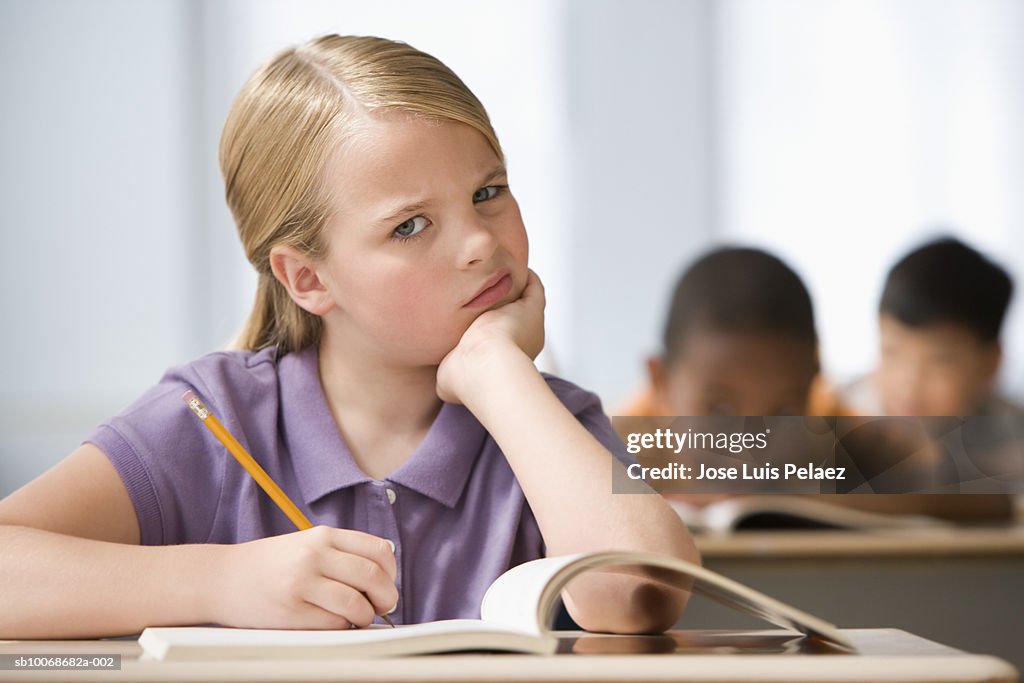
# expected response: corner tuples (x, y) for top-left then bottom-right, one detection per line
(473, 185), (502, 203)
(393, 216), (428, 239)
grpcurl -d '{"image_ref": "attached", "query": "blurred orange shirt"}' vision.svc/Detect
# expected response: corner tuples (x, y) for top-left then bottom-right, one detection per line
(616, 375), (854, 417)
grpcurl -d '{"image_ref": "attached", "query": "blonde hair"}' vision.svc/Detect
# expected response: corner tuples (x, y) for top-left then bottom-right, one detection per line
(221, 35), (503, 353)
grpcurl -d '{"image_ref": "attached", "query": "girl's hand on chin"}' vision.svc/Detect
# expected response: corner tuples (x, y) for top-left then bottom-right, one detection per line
(436, 269), (546, 404)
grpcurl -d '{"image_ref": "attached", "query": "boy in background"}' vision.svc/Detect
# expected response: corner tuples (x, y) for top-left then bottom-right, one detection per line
(618, 243), (1013, 522)
(843, 236), (1021, 417)
(841, 236), (1018, 522)
(618, 246), (845, 511)
(619, 246), (833, 419)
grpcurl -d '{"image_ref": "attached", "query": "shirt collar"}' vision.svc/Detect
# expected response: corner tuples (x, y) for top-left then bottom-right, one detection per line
(280, 345), (486, 509)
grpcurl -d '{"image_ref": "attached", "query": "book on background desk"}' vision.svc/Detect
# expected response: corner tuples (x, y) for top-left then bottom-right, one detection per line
(139, 550), (851, 660)
(667, 495), (956, 533)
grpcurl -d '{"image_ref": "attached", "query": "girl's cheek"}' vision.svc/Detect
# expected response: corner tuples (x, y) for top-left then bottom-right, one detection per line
(497, 200), (529, 256)
(382, 265), (446, 317)
(500, 222), (530, 270)
(515, 229), (530, 262)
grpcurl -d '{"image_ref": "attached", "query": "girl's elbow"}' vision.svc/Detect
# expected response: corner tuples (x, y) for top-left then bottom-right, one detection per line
(571, 582), (690, 635)
(622, 582), (689, 634)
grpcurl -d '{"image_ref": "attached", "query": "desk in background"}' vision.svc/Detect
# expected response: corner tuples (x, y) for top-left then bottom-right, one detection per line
(683, 527), (1024, 672)
(0, 628), (1017, 682)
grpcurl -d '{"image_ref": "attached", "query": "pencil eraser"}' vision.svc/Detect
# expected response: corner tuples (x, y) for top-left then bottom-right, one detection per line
(182, 389), (196, 403)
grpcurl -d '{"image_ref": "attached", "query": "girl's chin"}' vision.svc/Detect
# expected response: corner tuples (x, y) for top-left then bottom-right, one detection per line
(424, 333), (472, 366)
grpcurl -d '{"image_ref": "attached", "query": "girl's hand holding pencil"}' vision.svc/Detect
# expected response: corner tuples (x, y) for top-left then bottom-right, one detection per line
(183, 391), (399, 629)
(209, 526), (399, 630)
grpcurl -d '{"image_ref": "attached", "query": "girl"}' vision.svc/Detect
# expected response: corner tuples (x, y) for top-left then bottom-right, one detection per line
(0, 34), (697, 638)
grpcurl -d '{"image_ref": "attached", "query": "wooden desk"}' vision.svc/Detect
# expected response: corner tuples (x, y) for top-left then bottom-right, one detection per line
(0, 629), (1017, 682)
(684, 528), (1024, 673)
(694, 526), (1024, 559)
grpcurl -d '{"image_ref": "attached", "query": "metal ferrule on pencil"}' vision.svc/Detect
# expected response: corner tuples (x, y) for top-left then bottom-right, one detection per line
(183, 390), (210, 420)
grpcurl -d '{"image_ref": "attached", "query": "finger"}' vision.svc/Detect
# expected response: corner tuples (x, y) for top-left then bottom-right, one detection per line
(292, 601), (354, 631)
(303, 579), (377, 629)
(523, 268), (542, 292)
(522, 269), (546, 305)
(319, 551), (399, 617)
(314, 526), (397, 580)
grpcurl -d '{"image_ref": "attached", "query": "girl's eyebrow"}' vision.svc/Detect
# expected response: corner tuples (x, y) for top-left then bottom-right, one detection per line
(376, 201), (428, 228)
(477, 163), (508, 187)
(373, 164), (508, 227)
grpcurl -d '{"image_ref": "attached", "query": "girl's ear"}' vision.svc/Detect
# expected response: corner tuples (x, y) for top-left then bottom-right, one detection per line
(269, 245), (334, 316)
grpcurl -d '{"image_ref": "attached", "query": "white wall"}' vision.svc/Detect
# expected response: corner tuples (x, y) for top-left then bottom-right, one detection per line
(561, 0), (716, 405)
(0, 0), (199, 494)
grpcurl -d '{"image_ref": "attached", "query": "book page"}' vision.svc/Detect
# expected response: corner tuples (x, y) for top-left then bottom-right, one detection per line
(480, 554), (585, 635)
(139, 620), (553, 660)
(701, 495), (949, 532)
(482, 551), (853, 649)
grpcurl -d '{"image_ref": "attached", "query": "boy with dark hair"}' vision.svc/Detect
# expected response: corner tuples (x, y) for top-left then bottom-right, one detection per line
(844, 236), (1020, 416)
(621, 246), (831, 417)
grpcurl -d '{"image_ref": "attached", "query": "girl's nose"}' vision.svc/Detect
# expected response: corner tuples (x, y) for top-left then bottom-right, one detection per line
(456, 213), (500, 267)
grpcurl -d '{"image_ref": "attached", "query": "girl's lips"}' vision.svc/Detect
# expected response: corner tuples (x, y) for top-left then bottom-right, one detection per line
(463, 273), (513, 309)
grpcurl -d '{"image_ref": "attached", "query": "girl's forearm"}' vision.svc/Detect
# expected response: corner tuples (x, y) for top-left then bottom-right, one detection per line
(459, 343), (699, 632)
(461, 344), (696, 558)
(0, 525), (224, 639)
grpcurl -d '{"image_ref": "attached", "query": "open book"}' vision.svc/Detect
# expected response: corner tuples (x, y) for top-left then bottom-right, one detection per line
(139, 551), (852, 660)
(667, 495), (952, 533)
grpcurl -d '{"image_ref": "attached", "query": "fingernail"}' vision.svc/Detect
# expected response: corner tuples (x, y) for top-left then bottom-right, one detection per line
(388, 602), (398, 615)
(385, 539), (395, 553)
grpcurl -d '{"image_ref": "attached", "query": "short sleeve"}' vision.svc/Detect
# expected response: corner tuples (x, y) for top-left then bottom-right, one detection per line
(84, 364), (228, 546)
(542, 373), (638, 469)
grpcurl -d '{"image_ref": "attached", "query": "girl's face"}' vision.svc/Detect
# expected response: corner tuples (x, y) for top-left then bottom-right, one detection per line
(315, 114), (529, 366)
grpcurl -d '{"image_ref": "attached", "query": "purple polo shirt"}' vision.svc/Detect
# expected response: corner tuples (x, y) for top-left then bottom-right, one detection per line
(85, 345), (631, 625)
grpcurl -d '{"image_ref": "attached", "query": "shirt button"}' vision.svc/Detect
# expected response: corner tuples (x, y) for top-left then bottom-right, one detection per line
(385, 488), (397, 505)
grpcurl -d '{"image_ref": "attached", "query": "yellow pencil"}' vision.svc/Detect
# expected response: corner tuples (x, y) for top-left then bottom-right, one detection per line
(182, 389), (395, 627)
